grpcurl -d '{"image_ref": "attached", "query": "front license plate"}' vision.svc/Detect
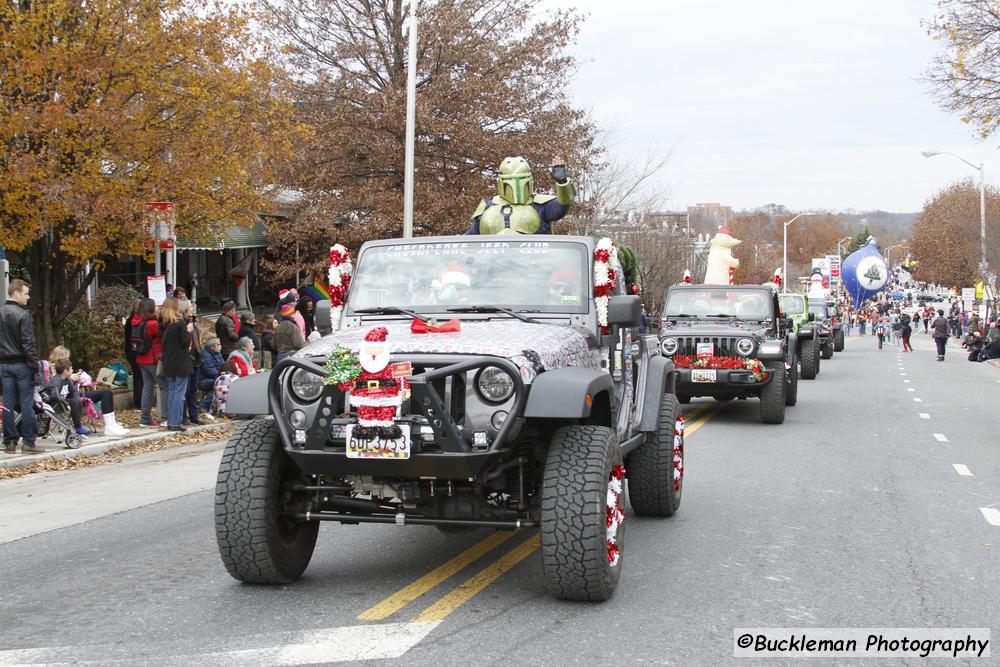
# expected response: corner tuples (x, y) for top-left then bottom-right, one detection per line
(346, 424), (411, 460)
(691, 369), (717, 383)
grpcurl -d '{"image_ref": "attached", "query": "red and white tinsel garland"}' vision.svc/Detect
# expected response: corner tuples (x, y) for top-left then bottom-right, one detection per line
(594, 238), (618, 332)
(606, 464), (627, 566)
(327, 244), (353, 329)
(674, 416), (685, 492)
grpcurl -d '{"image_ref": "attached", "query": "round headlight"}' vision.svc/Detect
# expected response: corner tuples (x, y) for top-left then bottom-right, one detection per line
(661, 337), (678, 356)
(736, 338), (755, 357)
(290, 369), (325, 402)
(476, 366), (515, 404)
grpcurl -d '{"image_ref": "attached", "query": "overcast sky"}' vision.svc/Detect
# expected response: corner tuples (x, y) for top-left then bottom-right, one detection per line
(548, 0), (998, 213)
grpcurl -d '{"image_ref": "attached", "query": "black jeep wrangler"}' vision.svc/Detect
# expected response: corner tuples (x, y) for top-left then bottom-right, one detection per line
(215, 235), (683, 601)
(658, 284), (797, 424)
(807, 299), (840, 359)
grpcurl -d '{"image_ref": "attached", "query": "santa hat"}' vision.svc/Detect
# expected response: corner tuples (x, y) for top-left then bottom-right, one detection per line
(549, 267), (577, 285)
(437, 262), (471, 287)
(683, 269), (692, 284)
(364, 326), (388, 342)
(772, 268), (783, 287)
(715, 226), (733, 238)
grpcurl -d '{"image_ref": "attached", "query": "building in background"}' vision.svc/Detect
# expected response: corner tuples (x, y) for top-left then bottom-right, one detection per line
(687, 202), (733, 230)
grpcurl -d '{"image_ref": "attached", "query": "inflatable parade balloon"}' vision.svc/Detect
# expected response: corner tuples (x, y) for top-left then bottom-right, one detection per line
(841, 237), (889, 306)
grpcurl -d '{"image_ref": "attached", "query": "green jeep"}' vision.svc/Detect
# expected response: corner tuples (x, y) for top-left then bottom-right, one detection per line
(778, 293), (821, 379)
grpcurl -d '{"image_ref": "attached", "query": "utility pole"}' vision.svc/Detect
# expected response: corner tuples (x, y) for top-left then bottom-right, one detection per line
(402, 0), (419, 238)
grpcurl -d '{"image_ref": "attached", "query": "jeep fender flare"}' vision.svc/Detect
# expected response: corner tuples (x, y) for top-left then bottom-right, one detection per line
(638, 355), (676, 433)
(225, 372), (272, 416)
(524, 367), (614, 420)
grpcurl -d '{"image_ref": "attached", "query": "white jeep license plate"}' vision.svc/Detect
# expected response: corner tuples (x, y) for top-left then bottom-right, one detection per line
(691, 369), (717, 383)
(346, 424), (411, 460)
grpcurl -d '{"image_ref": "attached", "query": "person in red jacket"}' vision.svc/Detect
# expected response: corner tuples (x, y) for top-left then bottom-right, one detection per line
(130, 298), (167, 426)
(227, 337), (258, 377)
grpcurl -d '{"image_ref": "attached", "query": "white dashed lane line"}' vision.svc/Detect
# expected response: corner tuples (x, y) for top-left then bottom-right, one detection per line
(914, 398), (923, 402)
(953, 464), (973, 477)
(907, 388), (916, 392)
(903, 379), (911, 383)
(980, 508), (1000, 527)
(933, 433), (949, 442)
(919, 413), (930, 419)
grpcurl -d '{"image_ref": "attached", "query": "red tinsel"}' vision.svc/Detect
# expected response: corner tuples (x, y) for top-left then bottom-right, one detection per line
(594, 283), (615, 298)
(674, 355), (749, 369)
(595, 249), (610, 262)
(611, 464), (627, 480)
(607, 540), (621, 564)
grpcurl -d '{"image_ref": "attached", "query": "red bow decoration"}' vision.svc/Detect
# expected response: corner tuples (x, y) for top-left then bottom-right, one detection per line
(410, 318), (462, 334)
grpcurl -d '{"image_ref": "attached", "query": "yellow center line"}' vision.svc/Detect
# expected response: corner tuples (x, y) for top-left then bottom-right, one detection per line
(357, 530), (514, 621)
(414, 533), (542, 623)
(360, 401), (719, 625)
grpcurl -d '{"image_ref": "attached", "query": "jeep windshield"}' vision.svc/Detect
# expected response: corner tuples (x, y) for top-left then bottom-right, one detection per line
(779, 295), (805, 314)
(664, 288), (773, 319)
(347, 239), (591, 315)
(808, 300), (829, 318)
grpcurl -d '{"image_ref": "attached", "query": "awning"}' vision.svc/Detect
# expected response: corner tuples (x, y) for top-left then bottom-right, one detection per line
(178, 218), (268, 250)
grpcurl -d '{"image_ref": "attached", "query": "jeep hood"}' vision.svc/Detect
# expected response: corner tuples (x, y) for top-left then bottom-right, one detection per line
(661, 321), (772, 337)
(296, 320), (602, 383)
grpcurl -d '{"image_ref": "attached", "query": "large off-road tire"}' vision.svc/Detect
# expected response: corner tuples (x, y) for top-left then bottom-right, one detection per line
(215, 419), (318, 584)
(677, 394), (691, 404)
(833, 328), (845, 352)
(800, 337), (819, 380)
(627, 394), (683, 517)
(541, 425), (624, 601)
(759, 365), (786, 424)
(821, 340), (834, 359)
(784, 354), (798, 407)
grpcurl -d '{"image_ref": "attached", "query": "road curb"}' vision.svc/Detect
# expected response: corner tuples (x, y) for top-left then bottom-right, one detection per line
(0, 423), (229, 471)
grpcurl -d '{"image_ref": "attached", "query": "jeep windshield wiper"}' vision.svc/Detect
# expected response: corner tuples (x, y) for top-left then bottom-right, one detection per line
(354, 306), (422, 320)
(446, 306), (540, 324)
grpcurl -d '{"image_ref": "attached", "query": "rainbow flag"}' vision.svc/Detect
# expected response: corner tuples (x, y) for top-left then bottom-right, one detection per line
(300, 281), (331, 303)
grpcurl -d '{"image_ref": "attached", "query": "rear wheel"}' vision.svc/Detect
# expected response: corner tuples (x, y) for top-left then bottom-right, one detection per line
(759, 365), (786, 424)
(821, 340), (834, 359)
(800, 337), (819, 379)
(541, 425), (623, 601)
(627, 394), (683, 517)
(784, 353), (798, 406)
(215, 419), (318, 584)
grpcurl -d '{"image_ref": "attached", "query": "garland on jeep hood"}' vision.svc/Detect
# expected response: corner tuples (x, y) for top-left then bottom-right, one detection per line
(672, 355), (767, 381)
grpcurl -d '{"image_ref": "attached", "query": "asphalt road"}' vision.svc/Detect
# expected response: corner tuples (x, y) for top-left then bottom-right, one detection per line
(1, 330), (998, 666)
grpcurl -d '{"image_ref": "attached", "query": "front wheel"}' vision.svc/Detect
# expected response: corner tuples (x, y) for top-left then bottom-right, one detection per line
(541, 425), (624, 601)
(833, 328), (845, 352)
(759, 365), (786, 424)
(215, 419), (319, 584)
(627, 394), (683, 517)
(800, 338), (819, 379)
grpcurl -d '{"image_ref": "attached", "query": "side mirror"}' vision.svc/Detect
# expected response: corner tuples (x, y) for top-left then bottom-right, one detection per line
(807, 312), (815, 322)
(315, 299), (333, 336)
(779, 317), (792, 330)
(607, 295), (642, 328)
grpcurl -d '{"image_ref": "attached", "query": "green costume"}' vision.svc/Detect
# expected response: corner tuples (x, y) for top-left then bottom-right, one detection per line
(467, 157), (576, 235)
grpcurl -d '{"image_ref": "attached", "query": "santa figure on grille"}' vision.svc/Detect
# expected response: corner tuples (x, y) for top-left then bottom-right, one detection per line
(350, 327), (407, 440)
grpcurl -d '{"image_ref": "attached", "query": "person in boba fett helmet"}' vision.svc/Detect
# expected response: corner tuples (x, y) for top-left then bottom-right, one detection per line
(466, 156), (576, 235)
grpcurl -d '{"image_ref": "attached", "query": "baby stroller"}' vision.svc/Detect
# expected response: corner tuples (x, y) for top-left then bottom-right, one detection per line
(2, 386), (85, 450)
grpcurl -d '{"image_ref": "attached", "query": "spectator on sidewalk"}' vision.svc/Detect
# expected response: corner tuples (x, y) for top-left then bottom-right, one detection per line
(160, 297), (194, 432)
(912, 311), (920, 334)
(181, 301), (204, 426)
(964, 331), (984, 362)
(260, 315), (278, 369)
(931, 309), (949, 361)
(274, 303), (305, 363)
(131, 298), (166, 427)
(901, 320), (913, 352)
(297, 298), (316, 338)
(123, 298), (143, 410)
(199, 339), (224, 391)
(228, 337), (258, 377)
(46, 359), (130, 436)
(982, 333), (1000, 361)
(215, 300), (241, 358)
(174, 287), (192, 315)
(239, 312), (261, 366)
(0, 279), (40, 454)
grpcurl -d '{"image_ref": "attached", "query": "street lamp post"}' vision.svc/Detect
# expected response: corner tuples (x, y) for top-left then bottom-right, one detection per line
(921, 150), (987, 277)
(783, 213), (807, 287)
(885, 243), (903, 283)
(402, 0), (419, 238)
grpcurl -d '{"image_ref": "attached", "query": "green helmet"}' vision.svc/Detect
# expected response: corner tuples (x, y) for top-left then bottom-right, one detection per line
(496, 156), (534, 205)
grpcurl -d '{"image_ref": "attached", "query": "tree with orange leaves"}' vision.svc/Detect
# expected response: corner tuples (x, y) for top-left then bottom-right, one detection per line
(0, 0), (301, 350)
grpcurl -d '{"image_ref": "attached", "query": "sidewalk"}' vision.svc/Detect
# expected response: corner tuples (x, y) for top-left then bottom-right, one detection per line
(0, 420), (231, 471)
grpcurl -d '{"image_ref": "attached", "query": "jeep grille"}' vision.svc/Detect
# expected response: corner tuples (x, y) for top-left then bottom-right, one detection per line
(675, 336), (742, 357)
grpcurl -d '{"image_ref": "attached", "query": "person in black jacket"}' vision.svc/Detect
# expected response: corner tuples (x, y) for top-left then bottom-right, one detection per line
(215, 300), (240, 358)
(0, 279), (40, 454)
(159, 297), (193, 431)
(123, 298), (143, 409)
